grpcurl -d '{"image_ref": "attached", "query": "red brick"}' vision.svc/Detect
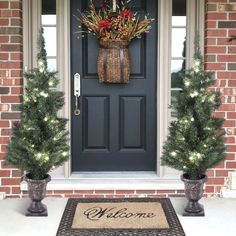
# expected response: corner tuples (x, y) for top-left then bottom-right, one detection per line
(136, 190), (156, 194)
(0, 137), (10, 144)
(94, 190), (115, 194)
(223, 120), (235, 127)
(205, 38), (217, 46)
(11, 187), (21, 194)
(105, 195), (126, 198)
(225, 153), (235, 160)
(0, 120), (10, 127)
(0, 19), (9, 26)
(206, 21), (217, 28)
(0, 153), (5, 160)
(227, 145), (236, 152)
(206, 29), (227, 37)
(74, 190), (94, 194)
(205, 63), (226, 70)
(218, 38), (236, 45)
(205, 47), (226, 54)
(1, 96), (21, 103)
(212, 112), (225, 119)
(0, 170), (10, 177)
(0, 1), (9, 8)
(0, 44), (22, 52)
(0, 187), (10, 194)
(218, 104), (235, 111)
(14, 78), (23, 86)
(1, 79), (14, 85)
(10, 18), (22, 27)
(53, 190), (74, 194)
(1, 145), (8, 153)
(0, 53), (9, 60)
(226, 162), (236, 168)
(228, 46), (236, 54)
(206, 169), (215, 177)
(156, 190), (176, 194)
(12, 10), (22, 18)
(115, 190), (135, 194)
(64, 194), (84, 198)
(205, 185), (214, 193)
(0, 104), (9, 111)
(229, 80), (236, 87)
(227, 112), (236, 119)
(10, 1), (22, 9)
(11, 170), (22, 177)
(1, 129), (12, 136)
(11, 70), (23, 77)
(207, 178), (225, 185)
(218, 55), (236, 62)
(206, 13), (227, 20)
(215, 170), (232, 177)
(229, 13), (236, 20)
(1, 178), (21, 186)
(0, 10), (12, 17)
(0, 62), (22, 69)
(206, 4), (217, 12)
(84, 194), (105, 198)
(214, 162), (225, 169)
(0, 36), (9, 43)
(11, 87), (23, 95)
(10, 53), (22, 61)
(225, 137), (235, 144)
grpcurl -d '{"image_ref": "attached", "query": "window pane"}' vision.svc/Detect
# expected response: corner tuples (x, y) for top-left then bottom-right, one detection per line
(172, 0), (186, 17)
(171, 28), (186, 58)
(47, 58), (56, 71)
(172, 16), (186, 27)
(171, 90), (181, 118)
(42, 15), (56, 25)
(42, 0), (56, 15)
(43, 27), (57, 57)
(171, 59), (185, 73)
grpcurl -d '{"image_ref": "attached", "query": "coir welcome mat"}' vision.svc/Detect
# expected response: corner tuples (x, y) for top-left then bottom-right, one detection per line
(56, 198), (185, 236)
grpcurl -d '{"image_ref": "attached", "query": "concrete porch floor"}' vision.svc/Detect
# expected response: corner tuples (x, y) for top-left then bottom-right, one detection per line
(0, 197), (235, 236)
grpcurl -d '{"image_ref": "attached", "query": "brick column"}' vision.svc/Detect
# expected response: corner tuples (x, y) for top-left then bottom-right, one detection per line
(0, 0), (23, 197)
(205, 0), (236, 195)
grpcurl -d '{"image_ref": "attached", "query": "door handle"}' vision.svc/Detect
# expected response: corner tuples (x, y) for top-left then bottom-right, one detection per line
(74, 73), (81, 116)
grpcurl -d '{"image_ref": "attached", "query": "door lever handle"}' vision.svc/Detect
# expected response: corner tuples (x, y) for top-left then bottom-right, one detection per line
(74, 73), (81, 116)
(74, 73), (80, 97)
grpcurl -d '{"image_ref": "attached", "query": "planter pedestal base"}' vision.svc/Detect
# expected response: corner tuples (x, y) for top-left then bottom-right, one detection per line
(26, 203), (48, 217)
(183, 203), (205, 216)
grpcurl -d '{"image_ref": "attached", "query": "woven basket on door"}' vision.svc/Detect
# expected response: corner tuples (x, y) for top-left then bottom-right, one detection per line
(97, 40), (131, 83)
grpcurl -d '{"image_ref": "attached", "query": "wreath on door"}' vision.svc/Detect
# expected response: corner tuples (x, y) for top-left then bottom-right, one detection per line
(76, 0), (154, 84)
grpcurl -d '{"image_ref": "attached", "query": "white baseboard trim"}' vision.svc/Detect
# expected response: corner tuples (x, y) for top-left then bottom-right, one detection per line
(0, 193), (6, 200)
(221, 189), (236, 198)
(20, 173), (184, 191)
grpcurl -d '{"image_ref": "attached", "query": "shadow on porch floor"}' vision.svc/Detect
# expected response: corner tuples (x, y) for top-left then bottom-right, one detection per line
(0, 197), (235, 236)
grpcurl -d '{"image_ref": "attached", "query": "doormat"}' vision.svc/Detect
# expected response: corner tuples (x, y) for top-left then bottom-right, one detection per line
(56, 198), (185, 236)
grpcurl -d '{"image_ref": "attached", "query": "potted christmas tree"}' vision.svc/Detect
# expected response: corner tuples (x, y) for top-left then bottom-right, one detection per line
(6, 29), (69, 216)
(161, 38), (225, 216)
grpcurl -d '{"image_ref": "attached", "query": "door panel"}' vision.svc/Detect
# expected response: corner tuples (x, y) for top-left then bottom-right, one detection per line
(71, 0), (157, 171)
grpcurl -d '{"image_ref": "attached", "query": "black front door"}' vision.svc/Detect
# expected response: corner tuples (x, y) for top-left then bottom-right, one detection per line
(71, 0), (157, 171)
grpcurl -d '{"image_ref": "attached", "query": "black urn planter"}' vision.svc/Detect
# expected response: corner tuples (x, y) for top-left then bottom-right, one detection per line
(181, 173), (207, 217)
(24, 173), (51, 217)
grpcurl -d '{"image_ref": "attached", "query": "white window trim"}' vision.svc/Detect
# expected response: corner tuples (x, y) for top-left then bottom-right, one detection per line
(22, 0), (205, 190)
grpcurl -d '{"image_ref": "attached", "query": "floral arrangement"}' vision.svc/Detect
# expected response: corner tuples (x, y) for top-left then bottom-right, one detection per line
(77, 0), (154, 42)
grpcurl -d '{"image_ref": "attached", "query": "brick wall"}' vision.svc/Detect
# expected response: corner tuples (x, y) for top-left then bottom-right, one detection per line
(0, 0), (236, 198)
(205, 0), (236, 195)
(0, 0), (23, 197)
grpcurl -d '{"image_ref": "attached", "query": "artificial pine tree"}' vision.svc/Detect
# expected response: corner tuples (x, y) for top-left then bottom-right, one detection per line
(161, 38), (225, 180)
(6, 28), (69, 180)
